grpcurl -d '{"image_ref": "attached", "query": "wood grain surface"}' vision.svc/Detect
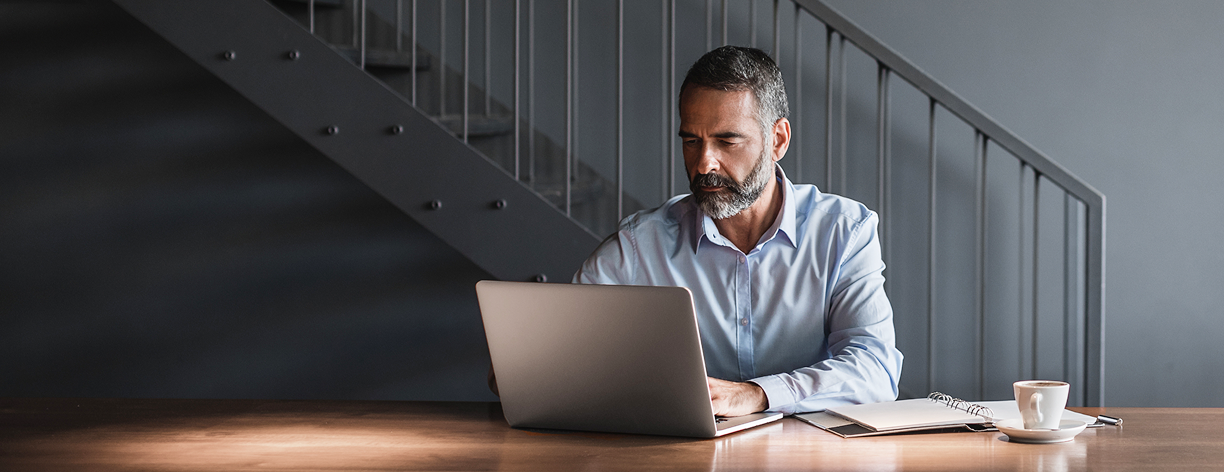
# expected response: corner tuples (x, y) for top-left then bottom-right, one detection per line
(1, 398), (1220, 471)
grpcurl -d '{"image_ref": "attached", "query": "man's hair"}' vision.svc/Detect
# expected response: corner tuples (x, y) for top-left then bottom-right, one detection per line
(680, 46), (789, 137)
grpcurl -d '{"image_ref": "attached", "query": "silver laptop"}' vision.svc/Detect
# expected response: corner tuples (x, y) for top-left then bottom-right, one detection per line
(476, 280), (783, 438)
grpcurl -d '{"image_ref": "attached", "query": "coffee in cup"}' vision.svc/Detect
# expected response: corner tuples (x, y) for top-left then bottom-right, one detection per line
(1013, 380), (1069, 430)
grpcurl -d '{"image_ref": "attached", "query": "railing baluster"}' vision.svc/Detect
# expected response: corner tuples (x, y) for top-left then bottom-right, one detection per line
(721, 0), (728, 46)
(410, 0), (417, 106)
(876, 64), (889, 255)
(396, 0), (403, 53)
(463, 0), (469, 142)
(440, 1), (446, 117)
(668, 0), (676, 197)
(1018, 162), (1027, 379)
(705, 0), (712, 51)
(793, 5), (801, 182)
(528, 0), (535, 187)
(359, 0), (366, 70)
(837, 35), (846, 193)
(573, 1), (580, 193)
(1063, 193), (1075, 390)
(824, 26), (833, 192)
(750, 0), (756, 48)
(484, 0), (491, 116)
(975, 131), (988, 400)
(772, 0), (779, 65)
(565, 0), (572, 215)
(1031, 173), (1042, 380)
(513, 0), (520, 180)
(617, 0), (624, 221)
(308, 0), (315, 34)
(927, 98), (938, 394)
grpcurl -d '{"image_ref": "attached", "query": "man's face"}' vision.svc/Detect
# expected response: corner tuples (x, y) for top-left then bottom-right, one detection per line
(679, 87), (775, 219)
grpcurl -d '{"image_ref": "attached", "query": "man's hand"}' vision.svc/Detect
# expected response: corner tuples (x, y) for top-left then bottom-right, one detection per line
(707, 377), (768, 417)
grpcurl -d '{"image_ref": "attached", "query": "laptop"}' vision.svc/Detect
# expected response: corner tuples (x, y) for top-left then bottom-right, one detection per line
(475, 280), (783, 438)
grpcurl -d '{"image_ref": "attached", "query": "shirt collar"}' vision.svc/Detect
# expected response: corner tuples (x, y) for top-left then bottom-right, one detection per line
(692, 164), (798, 254)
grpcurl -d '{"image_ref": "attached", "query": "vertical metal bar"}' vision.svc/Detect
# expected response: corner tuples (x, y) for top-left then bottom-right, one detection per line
(484, 0), (491, 116)
(352, 0), (359, 48)
(411, 0), (417, 106)
(793, 5), (802, 183)
(824, 27), (833, 192)
(1031, 173), (1042, 380)
(975, 131), (989, 400)
(1085, 194), (1106, 406)
(750, 0), (757, 48)
(1063, 193), (1075, 390)
(661, 0), (669, 201)
(721, 0), (727, 46)
(926, 98), (937, 394)
(705, 0), (712, 51)
(838, 35), (846, 193)
(617, 0), (624, 220)
(463, 0), (470, 142)
(565, 0), (572, 215)
(772, 0), (780, 65)
(669, 0), (676, 197)
(528, 0), (535, 187)
(308, 0), (315, 34)
(465, 0), (470, 141)
(396, 0), (403, 52)
(359, 0), (367, 70)
(573, 0), (580, 193)
(1017, 162), (1027, 379)
(440, 1), (447, 116)
(513, 0), (520, 180)
(876, 64), (888, 253)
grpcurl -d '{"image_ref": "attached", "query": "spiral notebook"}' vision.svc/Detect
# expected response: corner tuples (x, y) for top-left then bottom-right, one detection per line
(795, 392), (1099, 438)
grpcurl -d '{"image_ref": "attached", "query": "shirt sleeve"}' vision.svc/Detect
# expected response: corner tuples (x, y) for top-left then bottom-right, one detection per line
(749, 212), (903, 414)
(572, 230), (636, 285)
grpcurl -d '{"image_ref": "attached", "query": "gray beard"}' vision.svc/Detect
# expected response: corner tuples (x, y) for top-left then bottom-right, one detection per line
(690, 149), (774, 220)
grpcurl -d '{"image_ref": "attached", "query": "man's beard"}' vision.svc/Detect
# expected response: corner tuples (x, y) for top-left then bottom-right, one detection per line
(689, 148), (774, 220)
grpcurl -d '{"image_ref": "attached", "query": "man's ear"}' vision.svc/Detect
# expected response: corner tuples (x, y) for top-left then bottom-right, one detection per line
(771, 117), (791, 162)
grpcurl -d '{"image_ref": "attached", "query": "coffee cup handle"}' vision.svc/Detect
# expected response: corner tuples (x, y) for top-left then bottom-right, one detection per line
(1029, 392), (1043, 424)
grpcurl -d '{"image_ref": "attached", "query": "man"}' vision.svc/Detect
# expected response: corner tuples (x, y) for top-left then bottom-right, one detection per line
(573, 46), (903, 416)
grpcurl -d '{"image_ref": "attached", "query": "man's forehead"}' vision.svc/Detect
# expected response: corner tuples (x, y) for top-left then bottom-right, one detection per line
(678, 87), (758, 132)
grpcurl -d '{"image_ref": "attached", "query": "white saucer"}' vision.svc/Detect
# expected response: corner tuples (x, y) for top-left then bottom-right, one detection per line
(995, 419), (1088, 444)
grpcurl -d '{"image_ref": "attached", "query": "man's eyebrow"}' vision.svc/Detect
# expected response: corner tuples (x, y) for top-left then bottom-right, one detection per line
(677, 130), (748, 139)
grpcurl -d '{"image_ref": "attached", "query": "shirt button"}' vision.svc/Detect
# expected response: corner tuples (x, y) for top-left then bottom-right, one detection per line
(738, 255), (746, 263)
(740, 318), (749, 326)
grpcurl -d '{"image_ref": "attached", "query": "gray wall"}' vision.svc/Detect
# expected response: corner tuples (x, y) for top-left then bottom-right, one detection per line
(0, 0), (498, 402)
(824, 0), (1224, 407)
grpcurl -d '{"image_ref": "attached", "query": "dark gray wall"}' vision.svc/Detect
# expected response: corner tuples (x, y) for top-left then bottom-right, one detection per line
(825, 0), (1224, 407)
(0, 1), (498, 402)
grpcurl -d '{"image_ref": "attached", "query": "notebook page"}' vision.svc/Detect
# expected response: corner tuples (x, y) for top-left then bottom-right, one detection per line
(825, 398), (990, 432)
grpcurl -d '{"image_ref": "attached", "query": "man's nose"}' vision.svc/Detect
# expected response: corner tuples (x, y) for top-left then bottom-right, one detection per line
(693, 144), (719, 175)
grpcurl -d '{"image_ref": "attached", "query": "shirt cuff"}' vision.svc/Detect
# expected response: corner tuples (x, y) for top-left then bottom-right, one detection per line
(749, 374), (795, 412)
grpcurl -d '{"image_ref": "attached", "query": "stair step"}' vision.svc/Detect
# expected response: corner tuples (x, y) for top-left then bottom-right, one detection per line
(435, 114), (514, 138)
(333, 46), (430, 71)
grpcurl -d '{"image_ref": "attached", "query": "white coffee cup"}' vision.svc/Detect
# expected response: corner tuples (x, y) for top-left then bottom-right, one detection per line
(1013, 380), (1069, 430)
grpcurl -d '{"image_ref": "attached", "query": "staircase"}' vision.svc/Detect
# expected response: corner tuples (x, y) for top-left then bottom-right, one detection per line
(112, 0), (1106, 406)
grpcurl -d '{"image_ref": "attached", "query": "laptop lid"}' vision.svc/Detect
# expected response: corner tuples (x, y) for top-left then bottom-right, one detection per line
(476, 281), (781, 438)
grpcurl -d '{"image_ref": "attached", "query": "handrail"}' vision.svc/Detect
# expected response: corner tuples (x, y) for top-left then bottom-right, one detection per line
(793, 0), (1105, 407)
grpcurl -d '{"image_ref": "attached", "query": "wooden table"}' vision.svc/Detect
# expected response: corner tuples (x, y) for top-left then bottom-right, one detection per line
(1, 398), (1220, 471)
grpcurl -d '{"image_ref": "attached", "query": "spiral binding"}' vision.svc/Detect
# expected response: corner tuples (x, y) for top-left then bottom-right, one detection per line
(927, 392), (995, 419)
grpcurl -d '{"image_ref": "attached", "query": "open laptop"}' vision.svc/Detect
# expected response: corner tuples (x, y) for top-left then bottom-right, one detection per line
(475, 280), (783, 438)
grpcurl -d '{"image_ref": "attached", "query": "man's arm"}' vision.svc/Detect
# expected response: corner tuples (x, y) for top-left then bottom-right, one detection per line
(750, 212), (903, 414)
(707, 377), (768, 416)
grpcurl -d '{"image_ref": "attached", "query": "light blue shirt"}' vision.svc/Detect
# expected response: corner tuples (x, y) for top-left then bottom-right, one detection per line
(573, 166), (902, 414)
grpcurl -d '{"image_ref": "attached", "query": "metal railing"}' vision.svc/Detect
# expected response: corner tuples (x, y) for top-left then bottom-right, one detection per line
(283, 0), (1105, 406)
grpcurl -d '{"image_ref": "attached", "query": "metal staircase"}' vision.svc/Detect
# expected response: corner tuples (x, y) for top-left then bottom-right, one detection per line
(114, 0), (1106, 406)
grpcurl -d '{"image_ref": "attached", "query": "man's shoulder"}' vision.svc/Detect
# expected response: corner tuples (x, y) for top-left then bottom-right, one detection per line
(790, 184), (876, 233)
(617, 194), (695, 237)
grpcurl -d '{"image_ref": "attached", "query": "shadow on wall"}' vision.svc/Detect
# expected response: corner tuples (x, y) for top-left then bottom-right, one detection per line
(0, 0), (498, 402)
